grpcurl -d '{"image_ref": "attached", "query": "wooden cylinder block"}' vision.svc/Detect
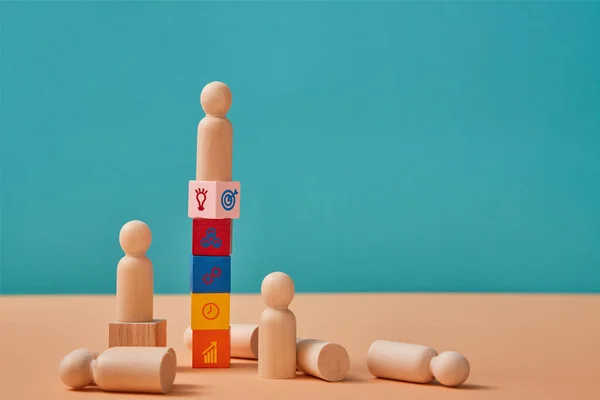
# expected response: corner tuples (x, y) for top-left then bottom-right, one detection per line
(93, 347), (177, 394)
(367, 340), (438, 383)
(296, 338), (350, 382)
(231, 324), (259, 359)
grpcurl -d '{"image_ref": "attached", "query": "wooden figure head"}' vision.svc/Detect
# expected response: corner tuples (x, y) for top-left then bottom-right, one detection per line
(261, 272), (295, 310)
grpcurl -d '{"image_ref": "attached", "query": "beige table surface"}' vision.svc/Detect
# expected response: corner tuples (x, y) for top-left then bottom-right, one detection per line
(1, 294), (599, 399)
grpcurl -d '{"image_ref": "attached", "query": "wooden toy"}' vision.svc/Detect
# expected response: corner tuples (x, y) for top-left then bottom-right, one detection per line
(429, 350), (471, 387)
(258, 272), (297, 379)
(58, 348), (99, 390)
(191, 293), (230, 330)
(184, 325), (351, 382)
(115, 220), (153, 322)
(188, 81), (238, 369)
(59, 347), (177, 394)
(196, 81), (233, 182)
(190, 255), (231, 293)
(109, 320), (167, 348)
(192, 329), (231, 368)
(192, 217), (232, 256)
(367, 340), (470, 387)
(230, 323), (259, 360)
(110, 220), (166, 347)
(296, 338), (350, 382)
(188, 180), (241, 219)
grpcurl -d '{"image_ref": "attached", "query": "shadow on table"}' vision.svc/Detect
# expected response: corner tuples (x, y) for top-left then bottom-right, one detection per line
(230, 361), (259, 370)
(73, 384), (204, 397)
(430, 380), (497, 391)
(445, 383), (497, 391)
(176, 361), (257, 373)
(370, 378), (497, 391)
(170, 383), (205, 396)
(293, 372), (369, 384)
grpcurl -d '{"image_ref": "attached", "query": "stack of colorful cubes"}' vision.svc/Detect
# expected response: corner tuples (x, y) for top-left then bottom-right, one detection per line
(187, 81), (240, 368)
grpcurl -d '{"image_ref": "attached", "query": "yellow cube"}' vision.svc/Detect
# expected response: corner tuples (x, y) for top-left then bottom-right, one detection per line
(191, 293), (230, 330)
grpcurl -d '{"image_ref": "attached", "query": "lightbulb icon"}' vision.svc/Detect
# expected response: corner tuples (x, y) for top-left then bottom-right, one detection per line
(195, 188), (208, 211)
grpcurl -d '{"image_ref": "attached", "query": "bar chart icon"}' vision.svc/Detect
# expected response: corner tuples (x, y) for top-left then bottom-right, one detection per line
(203, 341), (218, 364)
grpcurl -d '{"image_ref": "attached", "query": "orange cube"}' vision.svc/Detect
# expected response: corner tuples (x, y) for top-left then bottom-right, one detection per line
(192, 328), (231, 368)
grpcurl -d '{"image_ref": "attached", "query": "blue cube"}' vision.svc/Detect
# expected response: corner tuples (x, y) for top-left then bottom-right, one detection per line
(190, 254), (231, 294)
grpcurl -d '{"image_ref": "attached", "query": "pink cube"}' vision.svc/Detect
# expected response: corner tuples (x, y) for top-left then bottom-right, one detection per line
(188, 181), (241, 219)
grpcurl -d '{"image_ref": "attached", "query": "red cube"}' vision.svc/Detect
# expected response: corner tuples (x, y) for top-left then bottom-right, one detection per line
(192, 329), (231, 368)
(192, 218), (232, 256)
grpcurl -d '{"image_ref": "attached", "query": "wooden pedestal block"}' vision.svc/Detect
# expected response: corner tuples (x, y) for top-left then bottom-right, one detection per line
(109, 319), (167, 348)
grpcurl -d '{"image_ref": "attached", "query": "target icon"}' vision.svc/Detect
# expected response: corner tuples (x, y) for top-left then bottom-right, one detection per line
(220, 189), (238, 211)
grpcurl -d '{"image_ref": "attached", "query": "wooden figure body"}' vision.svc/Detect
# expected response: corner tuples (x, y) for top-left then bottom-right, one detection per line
(258, 272), (297, 379)
(367, 340), (470, 387)
(296, 338), (350, 382)
(59, 347), (177, 394)
(196, 81), (233, 181)
(116, 220), (153, 322)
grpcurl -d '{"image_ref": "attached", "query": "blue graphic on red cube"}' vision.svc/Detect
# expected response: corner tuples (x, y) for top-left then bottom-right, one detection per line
(190, 254), (231, 294)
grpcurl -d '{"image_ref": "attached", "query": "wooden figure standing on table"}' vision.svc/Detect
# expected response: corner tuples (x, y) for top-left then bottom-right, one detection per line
(258, 272), (297, 379)
(109, 220), (167, 347)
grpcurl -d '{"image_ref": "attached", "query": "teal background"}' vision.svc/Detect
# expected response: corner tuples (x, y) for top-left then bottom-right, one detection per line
(1, 1), (599, 295)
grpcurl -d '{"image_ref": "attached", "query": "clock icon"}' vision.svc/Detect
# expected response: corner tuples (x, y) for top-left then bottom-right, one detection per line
(202, 302), (220, 320)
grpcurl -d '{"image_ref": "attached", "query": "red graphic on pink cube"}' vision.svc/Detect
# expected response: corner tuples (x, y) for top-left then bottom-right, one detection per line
(188, 181), (240, 219)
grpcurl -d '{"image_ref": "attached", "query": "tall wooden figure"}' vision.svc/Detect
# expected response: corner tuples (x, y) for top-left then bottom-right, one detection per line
(109, 220), (167, 347)
(188, 81), (241, 368)
(258, 272), (297, 379)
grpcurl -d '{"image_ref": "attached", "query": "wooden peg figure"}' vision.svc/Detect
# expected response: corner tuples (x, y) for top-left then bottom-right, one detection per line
(196, 81), (233, 181)
(59, 347), (177, 394)
(367, 340), (470, 387)
(258, 272), (297, 379)
(116, 220), (154, 322)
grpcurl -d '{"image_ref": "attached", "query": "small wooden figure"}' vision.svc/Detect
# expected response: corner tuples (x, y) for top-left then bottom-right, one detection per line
(196, 81), (233, 182)
(296, 338), (350, 382)
(59, 347), (177, 394)
(110, 220), (166, 347)
(367, 340), (470, 387)
(258, 272), (297, 379)
(116, 220), (153, 322)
